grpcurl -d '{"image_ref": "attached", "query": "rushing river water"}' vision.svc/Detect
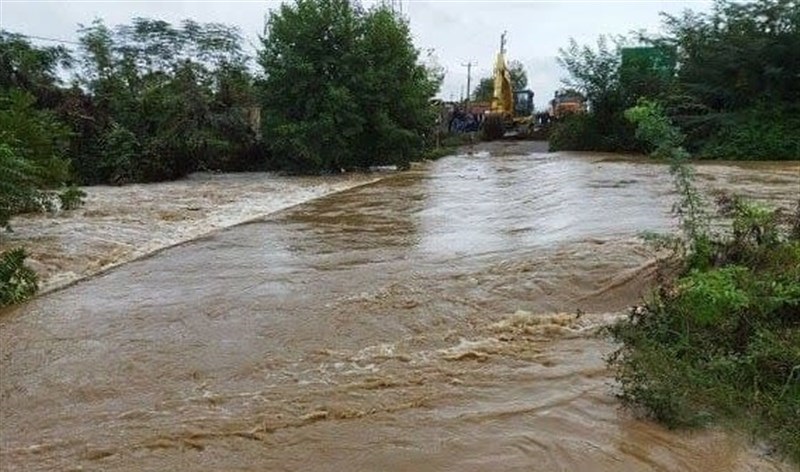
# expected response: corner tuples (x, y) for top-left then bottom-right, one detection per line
(1, 143), (798, 471)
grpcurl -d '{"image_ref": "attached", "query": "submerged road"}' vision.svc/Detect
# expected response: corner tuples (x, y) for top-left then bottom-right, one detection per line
(2, 142), (798, 471)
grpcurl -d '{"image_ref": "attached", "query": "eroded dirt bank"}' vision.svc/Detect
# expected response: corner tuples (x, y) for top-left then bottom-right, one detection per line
(0, 143), (798, 471)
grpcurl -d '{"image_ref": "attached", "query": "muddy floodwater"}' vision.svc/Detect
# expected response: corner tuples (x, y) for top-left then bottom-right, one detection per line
(1, 143), (798, 471)
(0, 172), (379, 293)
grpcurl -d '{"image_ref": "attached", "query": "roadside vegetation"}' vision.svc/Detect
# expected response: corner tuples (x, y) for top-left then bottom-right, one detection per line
(552, 0), (800, 160)
(2, 0), (441, 184)
(609, 100), (800, 463)
(259, 0), (442, 173)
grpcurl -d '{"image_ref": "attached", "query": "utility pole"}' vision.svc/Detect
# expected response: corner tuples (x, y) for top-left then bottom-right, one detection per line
(461, 61), (475, 109)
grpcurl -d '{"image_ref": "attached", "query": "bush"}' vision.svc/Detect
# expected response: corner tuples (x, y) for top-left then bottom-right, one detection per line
(95, 123), (139, 184)
(58, 185), (86, 210)
(610, 100), (800, 463)
(0, 248), (38, 307)
(698, 106), (800, 160)
(0, 89), (71, 185)
(548, 114), (602, 151)
(548, 112), (642, 153)
(0, 143), (38, 228)
(609, 204), (800, 462)
(421, 132), (473, 160)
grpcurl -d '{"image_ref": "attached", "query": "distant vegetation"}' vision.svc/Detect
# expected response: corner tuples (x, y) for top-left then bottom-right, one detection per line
(552, 0), (800, 160)
(1, 0), (441, 185)
(610, 100), (800, 463)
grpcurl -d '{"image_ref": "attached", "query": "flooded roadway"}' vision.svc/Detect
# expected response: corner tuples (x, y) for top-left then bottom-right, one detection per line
(1, 143), (798, 471)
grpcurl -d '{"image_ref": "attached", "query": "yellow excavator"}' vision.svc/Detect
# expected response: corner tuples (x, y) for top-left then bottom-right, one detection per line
(482, 33), (535, 140)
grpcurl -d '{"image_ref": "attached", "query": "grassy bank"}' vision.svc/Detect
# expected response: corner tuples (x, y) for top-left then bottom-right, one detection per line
(608, 101), (800, 463)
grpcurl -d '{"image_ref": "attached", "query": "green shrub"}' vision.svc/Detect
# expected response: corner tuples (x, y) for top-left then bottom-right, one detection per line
(548, 112), (642, 153)
(610, 100), (800, 463)
(0, 140), (85, 227)
(548, 114), (601, 151)
(610, 225), (800, 462)
(58, 185), (86, 210)
(0, 89), (71, 185)
(676, 266), (751, 326)
(0, 248), (38, 307)
(96, 123), (139, 184)
(0, 143), (38, 228)
(698, 107), (800, 160)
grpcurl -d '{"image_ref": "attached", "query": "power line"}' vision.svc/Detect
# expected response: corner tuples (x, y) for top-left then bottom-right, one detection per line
(1, 31), (81, 46)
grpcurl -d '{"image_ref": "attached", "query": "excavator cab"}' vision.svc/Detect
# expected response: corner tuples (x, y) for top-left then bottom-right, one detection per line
(513, 90), (534, 118)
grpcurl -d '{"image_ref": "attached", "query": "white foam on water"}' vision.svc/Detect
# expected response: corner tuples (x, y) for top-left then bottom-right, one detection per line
(0, 171), (387, 293)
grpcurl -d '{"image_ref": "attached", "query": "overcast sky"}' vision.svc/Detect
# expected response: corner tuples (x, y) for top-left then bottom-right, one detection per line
(1, 0), (711, 109)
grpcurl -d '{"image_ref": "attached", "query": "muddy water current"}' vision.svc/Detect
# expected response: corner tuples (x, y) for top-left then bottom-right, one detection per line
(1, 145), (798, 471)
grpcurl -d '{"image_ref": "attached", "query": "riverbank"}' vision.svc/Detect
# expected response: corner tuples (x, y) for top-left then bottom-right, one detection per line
(0, 172), (386, 294)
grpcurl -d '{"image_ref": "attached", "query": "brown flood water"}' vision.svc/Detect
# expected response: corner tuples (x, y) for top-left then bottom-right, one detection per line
(1, 143), (798, 471)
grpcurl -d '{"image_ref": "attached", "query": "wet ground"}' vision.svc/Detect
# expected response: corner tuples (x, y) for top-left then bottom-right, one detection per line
(1, 142), (798, 471)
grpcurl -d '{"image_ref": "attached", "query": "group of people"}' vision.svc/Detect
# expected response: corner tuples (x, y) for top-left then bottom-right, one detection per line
(447, 107), (485, 133)
(447, 108), (556, 134)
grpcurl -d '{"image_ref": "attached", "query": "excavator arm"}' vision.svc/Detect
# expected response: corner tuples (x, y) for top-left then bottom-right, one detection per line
(490, 33), (514, 116)
(482, 32), (535, 140)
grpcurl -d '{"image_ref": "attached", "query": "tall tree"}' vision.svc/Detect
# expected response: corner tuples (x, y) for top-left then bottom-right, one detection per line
(551, 35), (644, 152)
(258, 0), (441, 172)
(76, 18), (259, 182)
(0, 31), (71, 104)
(557, 35), (628, 116)
(663, 0), (800, 111)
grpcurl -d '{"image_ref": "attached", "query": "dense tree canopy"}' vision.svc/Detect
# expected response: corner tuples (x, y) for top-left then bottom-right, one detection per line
(0, 33), (74, 226)
(661, 0), (800, 158)
(75, 18), (259, 183)
(0, 0), (446, 194)
(258, 0), (441, 172)
(663, 0), (800, 111)
(0, 32), (71, 104)
(552, 0), (800, 159)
